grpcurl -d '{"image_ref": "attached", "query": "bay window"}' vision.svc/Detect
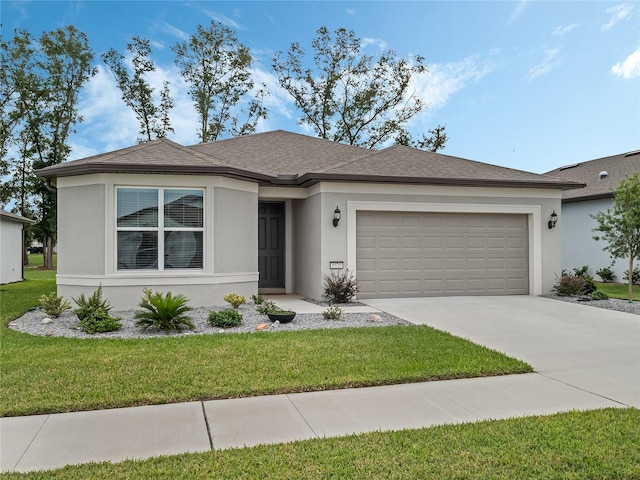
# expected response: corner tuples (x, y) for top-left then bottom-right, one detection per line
(116, 187), (204, 270)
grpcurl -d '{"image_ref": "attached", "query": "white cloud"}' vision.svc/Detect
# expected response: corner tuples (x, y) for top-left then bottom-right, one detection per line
(611, 47), (640, 79)
(362, 37), (387, 51)
(552, 24), (578, 36)
(527, 48), (561, 81)
(412, 54), (496, 111)
(346, 8), (356, 16)
(159, 22), (189, 41)
(602, 4), (633, 31)
(201, 9), (243, 30)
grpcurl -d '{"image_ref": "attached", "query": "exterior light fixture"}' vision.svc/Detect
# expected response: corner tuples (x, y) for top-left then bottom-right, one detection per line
(333, 206), (341, 227)
(548, 210), (558, 229)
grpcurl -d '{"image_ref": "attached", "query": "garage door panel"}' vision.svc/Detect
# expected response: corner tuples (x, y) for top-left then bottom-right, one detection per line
(357, 211), (528, 298)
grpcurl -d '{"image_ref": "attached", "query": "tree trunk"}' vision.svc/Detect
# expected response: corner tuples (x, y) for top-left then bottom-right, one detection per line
(44, 236), (53, 269)
(629, 256), (634, 303)
(22, 230), (29, 266)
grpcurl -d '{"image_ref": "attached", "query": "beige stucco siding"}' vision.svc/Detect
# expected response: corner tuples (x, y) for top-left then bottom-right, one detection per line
(56, 174), (259, 309)
(292, 195), (322, 299)
(57, 183), (106, 277)
(214, 187), (258, 274)
(284, 183), (561, 298)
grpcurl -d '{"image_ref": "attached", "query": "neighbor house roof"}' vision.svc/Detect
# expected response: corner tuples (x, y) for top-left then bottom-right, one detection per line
(36, 130), (584, 191)
(0, 209), (36, 224)
(544, 150), (640, 203)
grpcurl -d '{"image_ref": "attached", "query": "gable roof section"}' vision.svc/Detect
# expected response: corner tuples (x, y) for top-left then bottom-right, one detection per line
(35, 138), (274, 182)
(189, 130), (368, 177)
(36, 130), (583, 190)
(300, 145), (573, 188)
(0, 209), (36, 224)
(544, 151), (640, 203)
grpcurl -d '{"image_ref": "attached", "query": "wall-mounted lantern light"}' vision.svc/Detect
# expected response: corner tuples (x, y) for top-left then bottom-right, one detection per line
(548, 210), (558, 229)
(332, 206), (341, 227)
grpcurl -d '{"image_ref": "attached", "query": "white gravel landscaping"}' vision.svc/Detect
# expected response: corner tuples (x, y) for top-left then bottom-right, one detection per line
(545, 295), (640, 315)
(8, 304), (411, 339)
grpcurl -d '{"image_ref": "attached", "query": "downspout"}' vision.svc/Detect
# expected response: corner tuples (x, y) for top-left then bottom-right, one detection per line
(44, 178), (57, 193)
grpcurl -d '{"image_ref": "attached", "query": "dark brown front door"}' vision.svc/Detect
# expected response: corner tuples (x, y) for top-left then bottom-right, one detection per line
(258, 202), (285, 288)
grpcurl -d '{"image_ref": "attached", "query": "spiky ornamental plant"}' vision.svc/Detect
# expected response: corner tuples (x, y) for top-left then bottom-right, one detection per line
(592, 173), (640, 302)
(134, 289), (194, 332)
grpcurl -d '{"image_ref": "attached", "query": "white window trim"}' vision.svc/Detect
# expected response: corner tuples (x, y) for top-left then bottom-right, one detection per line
(115, 186), (205, 272)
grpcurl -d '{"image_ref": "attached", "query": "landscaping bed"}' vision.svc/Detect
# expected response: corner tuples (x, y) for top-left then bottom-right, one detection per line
(8, 304), (409, 339)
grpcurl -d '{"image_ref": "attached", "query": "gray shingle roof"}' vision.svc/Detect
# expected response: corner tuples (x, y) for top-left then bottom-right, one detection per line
(0, 209), (36, 224)
(544, 151), (640, 202)
(36, 130), (583, 190)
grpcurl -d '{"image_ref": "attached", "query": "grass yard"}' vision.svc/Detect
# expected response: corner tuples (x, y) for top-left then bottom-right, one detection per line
(2, 408), (638, 479)
(596, 281), (640, 301)
(0, 267), (531, 417)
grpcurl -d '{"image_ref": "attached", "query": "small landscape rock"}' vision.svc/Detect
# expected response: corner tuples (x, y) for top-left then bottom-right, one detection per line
(256, 323), (269, 331)
(41, 318), (53, 325)
(369, 314), (382, 323)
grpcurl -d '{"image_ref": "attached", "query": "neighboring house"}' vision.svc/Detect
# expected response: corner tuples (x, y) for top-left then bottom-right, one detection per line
(545, 151), (640, 282)
(0, 209), (35, 284)
(35, 130), (582, 309)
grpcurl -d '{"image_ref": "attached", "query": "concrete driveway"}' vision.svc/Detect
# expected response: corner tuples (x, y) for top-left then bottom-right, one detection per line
(364, 296), (640, 408)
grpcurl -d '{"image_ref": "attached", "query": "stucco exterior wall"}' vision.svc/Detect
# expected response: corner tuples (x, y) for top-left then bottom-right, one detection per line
(214, 187), (258, 274)
(562, 198), (628, 281)
(291, 194), (322, 299)
(57, 184), (106, 277)
(56, 173), (259, 309)
(0, 217), (25, 284)
(283, 183), (563, 300)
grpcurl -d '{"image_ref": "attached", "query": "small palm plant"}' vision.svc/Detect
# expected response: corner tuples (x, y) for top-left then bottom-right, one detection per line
(134, 289), (194, 332)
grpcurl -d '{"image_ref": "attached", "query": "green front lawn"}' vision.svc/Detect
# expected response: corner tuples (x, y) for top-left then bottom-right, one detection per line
(3, 408), (638, 479)
(596, 281), (640, 301)
(0, 269), (531, 417)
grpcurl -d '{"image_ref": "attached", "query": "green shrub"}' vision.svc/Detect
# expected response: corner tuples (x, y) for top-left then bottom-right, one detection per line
(39, 292), (72, 318)
(323, 270), (359, 304)
(255, 300), (279, 315)
(73, 285), (112, 321)
(595, 266), (616, 282)
(553, 274), (590, 296)
(322, 306), (342, 319)
(573, 265), (589, 277)
(623, 265), (640, 285)
(208, 308), (243, 328)
(590, 290), (609, 300)
(251, 294), (264, 305)
(134, 289), (194, 332)
(223, 293), (246, 309)
(569, 266), (597, 294)
(79, 308), (122, 334)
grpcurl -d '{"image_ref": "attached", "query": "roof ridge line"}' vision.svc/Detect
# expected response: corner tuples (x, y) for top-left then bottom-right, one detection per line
(315, 148), (385, 174)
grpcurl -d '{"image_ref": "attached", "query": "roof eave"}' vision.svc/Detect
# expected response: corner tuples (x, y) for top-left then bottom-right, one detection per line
(294, 173), (585, 190)
(35, 163), (274, 184)
(562, 192), (615, 204)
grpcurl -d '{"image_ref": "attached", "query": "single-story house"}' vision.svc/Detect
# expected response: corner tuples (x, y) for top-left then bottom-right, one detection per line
(544, 150), (640, 281)
(36, 130), (583, 309)
(0, 209), (35, 284)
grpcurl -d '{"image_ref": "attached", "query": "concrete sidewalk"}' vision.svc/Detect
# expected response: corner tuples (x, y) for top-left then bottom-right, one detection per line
(2, 296), (638, 473)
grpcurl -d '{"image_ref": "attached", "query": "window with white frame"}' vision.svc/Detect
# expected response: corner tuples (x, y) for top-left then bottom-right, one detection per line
(116, 187), (204, 270)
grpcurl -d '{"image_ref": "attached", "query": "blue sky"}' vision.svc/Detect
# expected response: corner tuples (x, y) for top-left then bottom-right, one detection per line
(3, 0), (639, 173)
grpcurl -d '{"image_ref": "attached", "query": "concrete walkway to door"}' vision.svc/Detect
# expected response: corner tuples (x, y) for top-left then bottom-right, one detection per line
(364, 296), (640, 408)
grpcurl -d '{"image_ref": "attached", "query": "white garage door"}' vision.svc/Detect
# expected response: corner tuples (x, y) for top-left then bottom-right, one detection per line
(356, 211), (529, 298)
